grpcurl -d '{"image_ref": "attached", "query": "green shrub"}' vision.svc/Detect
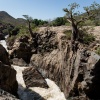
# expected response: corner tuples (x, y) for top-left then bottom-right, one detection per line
(79, 27), (95, 44)
(16, 25), (38, 38)
(2, 29), (9, 35)
(6, 36), (16, 46)
(83, 33), (95, 44)
(84, 20), (94, 26)
(96, 47), (100, 55)
(63, 30), (71, 40)
(17, 26), (30, 37)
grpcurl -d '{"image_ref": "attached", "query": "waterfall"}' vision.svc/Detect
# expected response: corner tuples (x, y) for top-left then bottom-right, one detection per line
(0, 35), (8, 51)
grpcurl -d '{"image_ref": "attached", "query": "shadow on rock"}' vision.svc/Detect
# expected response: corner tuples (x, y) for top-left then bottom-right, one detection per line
(18, 84), (46, 100)
(86, 59), (100, 99)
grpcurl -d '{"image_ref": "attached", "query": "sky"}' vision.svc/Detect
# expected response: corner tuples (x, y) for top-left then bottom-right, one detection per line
(0, 0), (100, 20)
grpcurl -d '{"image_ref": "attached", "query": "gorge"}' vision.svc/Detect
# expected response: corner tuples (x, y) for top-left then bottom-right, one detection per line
(0, 26), (100, 100)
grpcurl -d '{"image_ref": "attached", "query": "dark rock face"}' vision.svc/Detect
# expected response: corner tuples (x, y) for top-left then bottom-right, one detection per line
(0, 44), (18, 96)
(0, 61), (18, 96)
(0, 33), (5, 40)
(0, 44), (10, 65)
(86, 59), (100, 99)
(0, 88), (19, 100)
(23, 67), (48, 88)
(8, 36), (32, 66)
(7, 30), (58, 66)
(37, 31), (58, 53)
(69, 51), (100, 99)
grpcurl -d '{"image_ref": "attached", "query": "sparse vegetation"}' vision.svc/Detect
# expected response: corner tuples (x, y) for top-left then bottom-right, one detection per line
(16, 26), (30, 37)
(16, 25), (38, 38)
(96, 47), (100, 55)
(63, 2), (100, 43)
(82, 33), (95, 44)
(63, 30), (71, 40)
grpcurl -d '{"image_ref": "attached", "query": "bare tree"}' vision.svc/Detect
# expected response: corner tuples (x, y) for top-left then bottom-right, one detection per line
(23, 15), (34, 37)
(63, 2), (100, 43)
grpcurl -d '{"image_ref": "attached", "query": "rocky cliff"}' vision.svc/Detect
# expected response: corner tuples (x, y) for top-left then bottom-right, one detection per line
(6, 27), (100, 100)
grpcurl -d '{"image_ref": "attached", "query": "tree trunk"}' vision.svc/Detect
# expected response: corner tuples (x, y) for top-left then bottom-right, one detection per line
(71, 23), (78, 42)
(28, 21), (34, 37)
(71, 23), (79, 52)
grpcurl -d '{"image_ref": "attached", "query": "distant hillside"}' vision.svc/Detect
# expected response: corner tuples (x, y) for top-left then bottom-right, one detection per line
(0, 11), (26, 26)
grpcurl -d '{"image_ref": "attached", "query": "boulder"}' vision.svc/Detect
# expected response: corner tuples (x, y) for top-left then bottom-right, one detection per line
(12, 58), (28, 66)
(23, 67), (48, 88)
(0, 44), (18, 96)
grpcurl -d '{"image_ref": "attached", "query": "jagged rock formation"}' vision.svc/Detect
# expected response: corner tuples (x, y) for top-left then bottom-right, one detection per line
(23, 67), (48, 88)
(29, 30), (100, 99)
(0, 44), (18, 97)
(6, 29), (100, 99)
(68, 51), (100, 99)
(7, 36), (32, 66)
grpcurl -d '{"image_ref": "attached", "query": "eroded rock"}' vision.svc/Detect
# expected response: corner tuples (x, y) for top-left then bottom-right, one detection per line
(23, 67), (48, 88)
(6, 28), (100, 99)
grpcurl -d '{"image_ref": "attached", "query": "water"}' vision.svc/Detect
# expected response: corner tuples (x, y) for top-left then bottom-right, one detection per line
(0, 35), (8, 51)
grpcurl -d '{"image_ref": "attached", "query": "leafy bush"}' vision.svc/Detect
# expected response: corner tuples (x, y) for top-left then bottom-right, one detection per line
(79, 27), (95, 44)
(2, 29), (9, 35)
(17, 26), (30, 37)
(10, 27), (19, 36)
(84, 20), (94, 26)
(63, 28), (95, 44)
(96, 47), (100, 55)
(83, 33), (95, 44)
(16, 24), (38, 38)
(6, 36), (16, 47)
(63, 30), (71, 40)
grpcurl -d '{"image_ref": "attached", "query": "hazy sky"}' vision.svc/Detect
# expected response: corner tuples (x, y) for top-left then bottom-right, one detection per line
(0, 0), (100, 20)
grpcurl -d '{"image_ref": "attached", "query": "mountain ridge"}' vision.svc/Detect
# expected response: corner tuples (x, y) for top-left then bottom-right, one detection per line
(0, 11), (26, 26)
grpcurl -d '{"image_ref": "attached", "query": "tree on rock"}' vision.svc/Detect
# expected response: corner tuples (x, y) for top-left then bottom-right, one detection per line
(63, 2), (100, 43)
(23, 15), (34, 37)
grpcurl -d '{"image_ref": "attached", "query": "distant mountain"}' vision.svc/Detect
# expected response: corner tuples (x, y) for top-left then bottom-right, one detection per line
(0, 11), (26, 26)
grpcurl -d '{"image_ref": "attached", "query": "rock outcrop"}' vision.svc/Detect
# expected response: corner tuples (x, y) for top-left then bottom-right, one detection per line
(29, 30), (100, 99)
(6, 28), (100, 99)
(23, 67), (48, 88)
(7, 35), (32, 66)
(0, 44), (18, 97)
